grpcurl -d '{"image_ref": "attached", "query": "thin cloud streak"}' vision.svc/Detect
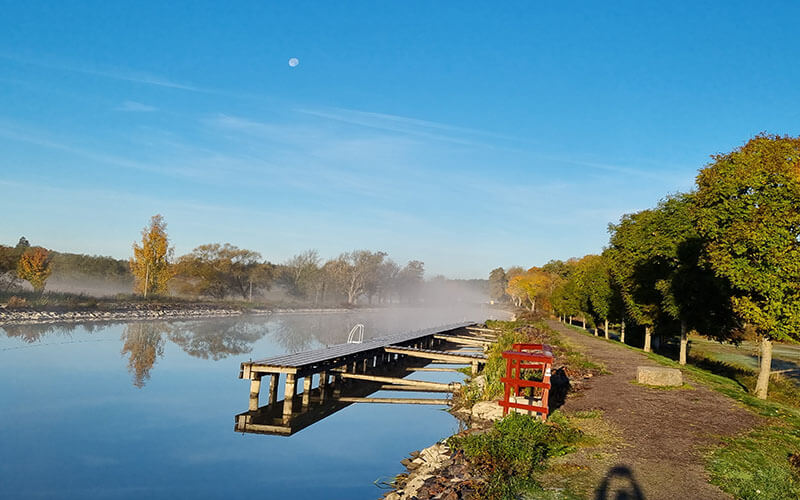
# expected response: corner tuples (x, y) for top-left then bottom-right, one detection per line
(0, 52), (209, 92)
(298, 106), (687, 182)
(115, 101), (158, 112)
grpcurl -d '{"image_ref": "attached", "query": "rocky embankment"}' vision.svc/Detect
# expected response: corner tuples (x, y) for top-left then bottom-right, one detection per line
(0, 304), (272, 325)
(385, 375), (504, 500)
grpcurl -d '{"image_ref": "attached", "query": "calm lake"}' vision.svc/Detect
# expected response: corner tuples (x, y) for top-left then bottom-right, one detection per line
(0, 306), (507, 499)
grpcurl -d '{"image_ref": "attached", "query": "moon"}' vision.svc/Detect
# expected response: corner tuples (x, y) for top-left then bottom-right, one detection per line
(288, 57), (299, 68)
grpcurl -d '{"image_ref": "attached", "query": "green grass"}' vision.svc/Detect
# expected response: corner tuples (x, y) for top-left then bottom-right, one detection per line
(707, 426), (800, 499)
(560, 321), (800, 499)
(448, 412), (582, 499)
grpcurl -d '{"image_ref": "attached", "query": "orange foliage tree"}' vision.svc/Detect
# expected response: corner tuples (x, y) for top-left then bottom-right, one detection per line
(130, 214), (175, 297)
(17, 247), (52, 292)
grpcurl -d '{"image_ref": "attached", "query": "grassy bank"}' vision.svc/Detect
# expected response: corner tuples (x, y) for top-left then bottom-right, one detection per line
(562, 321), (800, 499)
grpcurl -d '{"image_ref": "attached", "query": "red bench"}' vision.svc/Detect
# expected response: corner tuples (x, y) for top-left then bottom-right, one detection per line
(498, 343), (553, 420)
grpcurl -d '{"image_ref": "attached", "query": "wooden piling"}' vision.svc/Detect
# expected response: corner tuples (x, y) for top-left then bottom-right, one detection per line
(269, 373), (279, 404)
(283, 374), (296, 421)
(302, 375), (313, 408)
(249, 375), (262, 411)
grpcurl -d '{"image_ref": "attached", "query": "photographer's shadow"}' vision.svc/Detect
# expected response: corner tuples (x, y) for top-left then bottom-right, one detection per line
(595, 465), (645, 500)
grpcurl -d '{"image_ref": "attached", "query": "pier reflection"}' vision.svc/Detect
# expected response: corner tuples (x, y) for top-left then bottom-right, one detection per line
(235, 377), (387, 436)
(235, 357), (455, 436)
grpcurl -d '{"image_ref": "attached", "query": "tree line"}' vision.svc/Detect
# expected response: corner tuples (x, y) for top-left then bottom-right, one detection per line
(128, 214), (432, 305)
(489, 134), (800, 400)
(3, 216), (486, 305)
(1, 237), (131, 293)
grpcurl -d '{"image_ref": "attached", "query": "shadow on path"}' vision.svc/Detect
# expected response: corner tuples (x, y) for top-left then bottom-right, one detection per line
(595, 465), (646, 500)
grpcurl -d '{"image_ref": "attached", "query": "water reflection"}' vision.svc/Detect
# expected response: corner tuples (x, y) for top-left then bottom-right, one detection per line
(2, 307), (506, 389)
(0, 307), (505, 499)
(2, 322), (80, 343)
(120, 322), (168, 388)
(168, 317), (269, 360)
(236, 356), (448, 436)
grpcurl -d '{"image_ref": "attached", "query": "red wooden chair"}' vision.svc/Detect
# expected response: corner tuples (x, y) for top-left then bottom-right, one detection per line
(498, 343), (553, 420)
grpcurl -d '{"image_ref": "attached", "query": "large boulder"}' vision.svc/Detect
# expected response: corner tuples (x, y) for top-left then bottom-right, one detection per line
(637, 366), (682, 386)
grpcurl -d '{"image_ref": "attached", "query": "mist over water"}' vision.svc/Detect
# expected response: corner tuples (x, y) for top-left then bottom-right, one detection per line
(0, 307), (510, 499)
(45, 276), (132, 296)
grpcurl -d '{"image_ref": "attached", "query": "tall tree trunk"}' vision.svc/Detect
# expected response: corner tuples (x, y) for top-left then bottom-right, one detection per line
(604, 318), (609, 339)
(569, 315), (573, 325)
(679, 320), (688, 365)
(582, 316), (587, 330)
(620, 320), (626, 344)
(643, 326), (652, 353)
(594, 324), (598, 336)
(755, 337), (773, 400)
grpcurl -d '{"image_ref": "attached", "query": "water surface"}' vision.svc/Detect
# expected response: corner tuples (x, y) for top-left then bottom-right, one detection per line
(1, 306), (506, 499)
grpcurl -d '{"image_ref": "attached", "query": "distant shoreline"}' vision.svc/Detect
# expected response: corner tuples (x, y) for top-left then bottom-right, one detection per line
(0, 305), (383, 326)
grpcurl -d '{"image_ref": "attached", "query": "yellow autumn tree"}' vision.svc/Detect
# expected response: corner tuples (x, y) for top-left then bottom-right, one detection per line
(130, 214), (175, 297)
(17, 247), (52, 292)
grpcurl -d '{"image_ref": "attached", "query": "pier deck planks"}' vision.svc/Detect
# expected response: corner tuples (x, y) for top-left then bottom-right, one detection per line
(242, 322), (475, 376)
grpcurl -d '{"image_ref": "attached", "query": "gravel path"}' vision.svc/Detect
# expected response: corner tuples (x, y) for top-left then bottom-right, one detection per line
(547, 319), (762, 500)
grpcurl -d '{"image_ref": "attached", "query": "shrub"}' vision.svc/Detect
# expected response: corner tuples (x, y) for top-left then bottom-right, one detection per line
(6, 296), (28, 308)
(448, 412), (582, 498)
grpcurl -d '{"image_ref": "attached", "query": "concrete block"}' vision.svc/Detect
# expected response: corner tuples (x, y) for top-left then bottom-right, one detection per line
(637, 366), (682, 386)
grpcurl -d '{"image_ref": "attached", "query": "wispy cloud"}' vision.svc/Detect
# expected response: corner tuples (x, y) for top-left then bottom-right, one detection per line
(297, 106), (511, 146)
(296, 106), (690, 183)
(0, 52), (209, 92)
(115, 101), (158, 112)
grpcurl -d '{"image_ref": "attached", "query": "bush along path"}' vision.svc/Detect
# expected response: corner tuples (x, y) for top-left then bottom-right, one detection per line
(547, 318), (800, 500)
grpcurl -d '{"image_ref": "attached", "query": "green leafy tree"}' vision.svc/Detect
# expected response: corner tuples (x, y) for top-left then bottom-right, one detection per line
(176, 243), (273, 300)
(551, 276), (583, 325)
(0, 245), (23, 291)
(606, 209), (666, 352)
(574, 254), (614, 338)
(692, 134), (800, 399)
(488, 267), (508, 303)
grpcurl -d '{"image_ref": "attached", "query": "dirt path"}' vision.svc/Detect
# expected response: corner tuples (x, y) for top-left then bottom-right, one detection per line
(546, 319), (763, 500)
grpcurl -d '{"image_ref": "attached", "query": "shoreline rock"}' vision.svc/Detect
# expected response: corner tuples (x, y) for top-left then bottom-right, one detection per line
(0, 305), (394, 326)
(0, 307), (268, 326)
(384, 441), (480, 500)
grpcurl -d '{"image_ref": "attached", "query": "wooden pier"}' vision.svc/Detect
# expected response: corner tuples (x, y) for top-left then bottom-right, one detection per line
(236, 322), (492, 435)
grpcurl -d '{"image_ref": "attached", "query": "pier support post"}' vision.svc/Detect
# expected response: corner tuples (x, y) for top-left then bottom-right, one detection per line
(471, 360), (480, 376)
(249, 374), (262, 411)
(319, 371), (328, 402)
(269, 373), (279, 405)
(302, 375), (313, 408)
(283, 374), (296, 422)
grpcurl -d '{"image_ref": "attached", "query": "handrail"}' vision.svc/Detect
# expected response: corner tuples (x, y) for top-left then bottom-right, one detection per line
(347, 324), (365, 344)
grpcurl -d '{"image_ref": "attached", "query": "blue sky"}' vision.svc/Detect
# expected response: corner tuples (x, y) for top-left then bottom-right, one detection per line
(1, 1), (799, 278)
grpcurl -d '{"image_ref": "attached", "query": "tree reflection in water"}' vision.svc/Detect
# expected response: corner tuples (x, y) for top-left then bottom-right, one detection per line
(270, 314), (328, 353)
(1, 322), (79, 343)
(168, 317), (269, 360)
(120, 321), (169, 388)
